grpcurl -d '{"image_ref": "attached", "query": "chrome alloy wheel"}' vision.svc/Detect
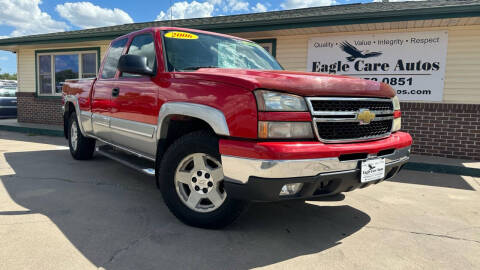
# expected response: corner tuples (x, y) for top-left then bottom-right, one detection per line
(70, 122), (78, 151)
(174, 153), (227, 213)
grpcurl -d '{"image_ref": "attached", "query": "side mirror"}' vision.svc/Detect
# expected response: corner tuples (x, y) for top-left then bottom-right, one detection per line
(118, 54), (155, 76)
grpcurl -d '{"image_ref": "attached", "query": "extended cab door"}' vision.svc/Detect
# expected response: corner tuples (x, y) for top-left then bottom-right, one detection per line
(91, 38), (128, 141)
(109, 31), (160, 157)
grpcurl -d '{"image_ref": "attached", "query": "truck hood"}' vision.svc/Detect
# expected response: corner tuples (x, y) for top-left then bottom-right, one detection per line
(175, 69), (395, 98)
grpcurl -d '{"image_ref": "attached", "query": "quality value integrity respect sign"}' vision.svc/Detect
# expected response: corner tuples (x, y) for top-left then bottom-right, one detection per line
(307, 31), (448, 101)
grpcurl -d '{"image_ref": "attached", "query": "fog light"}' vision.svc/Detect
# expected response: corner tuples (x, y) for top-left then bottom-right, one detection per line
(279, 183), (303, 196)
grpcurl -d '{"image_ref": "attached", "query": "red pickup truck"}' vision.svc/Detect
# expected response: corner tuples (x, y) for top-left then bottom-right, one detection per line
(62, 27), (412, 228)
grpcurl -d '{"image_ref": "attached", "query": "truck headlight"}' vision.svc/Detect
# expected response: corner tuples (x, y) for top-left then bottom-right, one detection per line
(392, 96), (401, 132)
(254, 90), (307, 112)
(258, 121), (314, 139)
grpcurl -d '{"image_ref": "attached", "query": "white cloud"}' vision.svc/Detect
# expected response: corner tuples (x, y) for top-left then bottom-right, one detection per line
(373, 0), (425, 2)
(156, 1), (215, 20)
(0, 0), (68, 37)
(226, 0), (249, 12)
(281, 0), (336, 10)
(56, 2), (133, 29)
(156, 0), (270, 20)
(0, 56), (8, 61)
(252, 3), (268, 13)
(208, 0), (222, 5)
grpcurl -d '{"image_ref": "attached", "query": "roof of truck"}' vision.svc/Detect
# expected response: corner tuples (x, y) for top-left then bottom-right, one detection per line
(112, 27), (251, 43)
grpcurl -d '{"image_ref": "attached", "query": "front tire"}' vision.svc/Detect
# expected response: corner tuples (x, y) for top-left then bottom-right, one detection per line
(68, 112), (95, 160)
(158, 131), (247, 229)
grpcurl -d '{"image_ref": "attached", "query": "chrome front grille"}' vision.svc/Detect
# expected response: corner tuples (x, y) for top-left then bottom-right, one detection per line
(306, 97), (394, 143)
(310, 99), (393, 112)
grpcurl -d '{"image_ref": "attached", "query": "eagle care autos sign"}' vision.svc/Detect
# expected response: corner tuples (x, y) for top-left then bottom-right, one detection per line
(307, 31), (448, 101)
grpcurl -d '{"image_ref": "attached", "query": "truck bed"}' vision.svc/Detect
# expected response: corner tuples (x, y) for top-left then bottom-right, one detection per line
(63, 78), (96, 97)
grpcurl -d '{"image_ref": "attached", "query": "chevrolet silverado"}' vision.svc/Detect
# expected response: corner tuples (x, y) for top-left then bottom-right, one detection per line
(62, 27), (412, 229)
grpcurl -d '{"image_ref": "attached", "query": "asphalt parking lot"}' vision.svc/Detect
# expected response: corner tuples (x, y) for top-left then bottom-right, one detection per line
(0, 130), (479, 270)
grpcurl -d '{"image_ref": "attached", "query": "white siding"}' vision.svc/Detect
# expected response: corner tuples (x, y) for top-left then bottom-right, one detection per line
(17, 49), (35, 93)
(443, 28), (480, 103)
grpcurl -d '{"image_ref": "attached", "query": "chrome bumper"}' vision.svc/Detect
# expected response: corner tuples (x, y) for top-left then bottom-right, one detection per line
(221, 146), (410, 184)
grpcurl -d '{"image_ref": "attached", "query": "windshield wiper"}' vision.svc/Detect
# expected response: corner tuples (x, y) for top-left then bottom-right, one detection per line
(181, 66), (219, 71)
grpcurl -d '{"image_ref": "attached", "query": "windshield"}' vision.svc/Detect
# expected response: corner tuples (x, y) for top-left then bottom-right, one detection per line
(163, 30), (283, 72)
(0, 88), (16, 97)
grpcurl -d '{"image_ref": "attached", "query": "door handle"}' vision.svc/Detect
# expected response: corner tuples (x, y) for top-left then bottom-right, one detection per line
(112, 87), (120, 97)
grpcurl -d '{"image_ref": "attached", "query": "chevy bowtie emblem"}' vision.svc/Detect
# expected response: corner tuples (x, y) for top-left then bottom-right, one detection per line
(357, 109), (376, 124)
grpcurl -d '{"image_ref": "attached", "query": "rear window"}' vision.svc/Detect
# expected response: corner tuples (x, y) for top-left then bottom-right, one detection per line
(101, 38), (128, 79)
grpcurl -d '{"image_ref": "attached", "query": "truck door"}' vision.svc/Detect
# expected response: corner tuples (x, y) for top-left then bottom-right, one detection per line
(91, 38), (128, 141)
(109, 32), (159, 158)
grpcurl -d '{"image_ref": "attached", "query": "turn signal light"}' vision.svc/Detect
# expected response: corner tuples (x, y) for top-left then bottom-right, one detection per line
(258, 121), (314, 139)
(392, 110), (401, 132)
(394, 110), (402, 118)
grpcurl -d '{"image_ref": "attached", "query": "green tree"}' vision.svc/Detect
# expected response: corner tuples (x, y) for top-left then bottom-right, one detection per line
(0, 68), (17, 80)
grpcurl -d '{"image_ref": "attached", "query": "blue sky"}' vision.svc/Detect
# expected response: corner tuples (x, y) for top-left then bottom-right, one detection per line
(0, 0), (392, 74)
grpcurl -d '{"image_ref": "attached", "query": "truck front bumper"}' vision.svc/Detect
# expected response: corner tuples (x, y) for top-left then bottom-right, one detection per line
(220, 132), (412, 202)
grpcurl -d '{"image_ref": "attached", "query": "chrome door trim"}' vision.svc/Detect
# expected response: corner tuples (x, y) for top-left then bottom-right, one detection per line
(90, 113), (157, 138)
(156, 102), (230, 140)
(80, 110), (91, 117)
(95, 122), (109, 127)
(110, 125), (153, 138)
(92, 113), (110, 127)
(110, 117), (156, 138)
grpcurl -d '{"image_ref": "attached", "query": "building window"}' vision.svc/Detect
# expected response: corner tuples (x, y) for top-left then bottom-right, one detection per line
(252, 39), (277, 57)
(36, 50), (98, 96)
(38, 55), (52, 95)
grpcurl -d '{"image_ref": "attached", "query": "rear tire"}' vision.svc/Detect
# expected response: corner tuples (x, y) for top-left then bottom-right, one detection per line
(158, 131), (247, 229)
(68, 112), (95, 160)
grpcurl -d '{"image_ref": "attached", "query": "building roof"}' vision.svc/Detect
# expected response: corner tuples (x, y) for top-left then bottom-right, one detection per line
(0, 0), (479, 46)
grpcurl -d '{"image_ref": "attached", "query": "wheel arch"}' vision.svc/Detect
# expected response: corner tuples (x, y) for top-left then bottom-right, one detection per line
(155, 102), (230, 176)
(63, 95), (86, 138)
(156, 102), (230, 140)
(63, 101), (76, 139)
